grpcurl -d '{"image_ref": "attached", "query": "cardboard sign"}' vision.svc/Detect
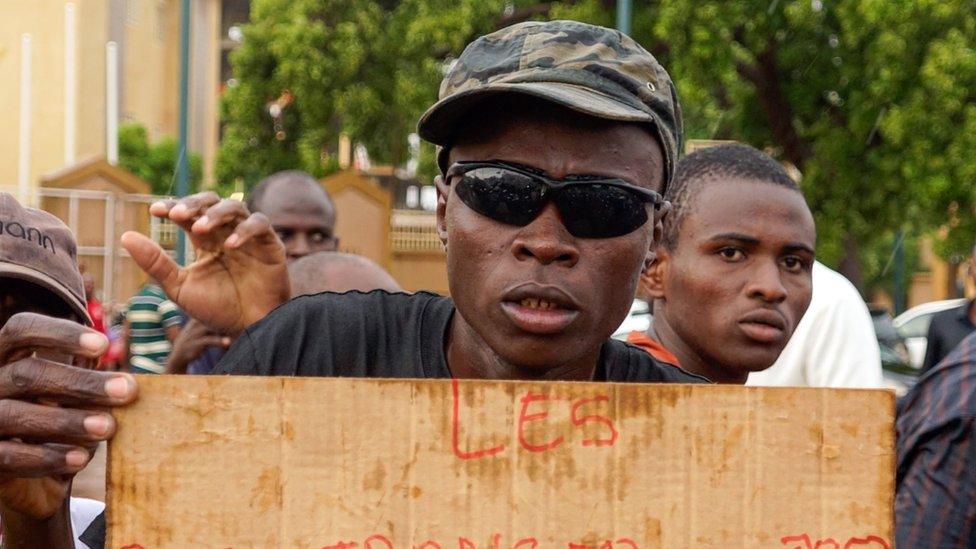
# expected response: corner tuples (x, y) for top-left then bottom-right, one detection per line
(107, 376), (894, 548)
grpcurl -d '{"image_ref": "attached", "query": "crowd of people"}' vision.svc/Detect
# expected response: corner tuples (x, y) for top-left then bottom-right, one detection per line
(0, 19), (973, 548)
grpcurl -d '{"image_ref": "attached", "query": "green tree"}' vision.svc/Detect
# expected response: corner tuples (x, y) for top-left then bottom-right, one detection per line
(218, 0), (976, 296)
(118, 122), (203, 196)
(216, 0), (533, 190)
(555, 0), (976, 293)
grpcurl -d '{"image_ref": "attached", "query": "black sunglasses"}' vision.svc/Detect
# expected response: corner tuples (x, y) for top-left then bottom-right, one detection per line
(447, 160), (665, 238)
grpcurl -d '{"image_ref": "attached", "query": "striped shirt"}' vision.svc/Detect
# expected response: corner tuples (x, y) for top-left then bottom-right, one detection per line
(126, 284), (182, 374)
(895, 330), (976, 547)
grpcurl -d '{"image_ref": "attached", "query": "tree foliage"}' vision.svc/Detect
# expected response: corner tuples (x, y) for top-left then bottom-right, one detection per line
(218, 0), (976, 294)
(118, 123), (202, 196)
(554, 0), (976, 292)
(215, 0), (520, 191)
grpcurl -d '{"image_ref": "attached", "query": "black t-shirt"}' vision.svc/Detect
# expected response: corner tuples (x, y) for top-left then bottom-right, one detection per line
(212, 290), (706, 383)
(80, 291), (705, 548)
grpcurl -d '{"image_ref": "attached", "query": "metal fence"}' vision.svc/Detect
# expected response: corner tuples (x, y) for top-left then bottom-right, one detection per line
(389, 209), (444, 254)
(1, 186), (187, 304)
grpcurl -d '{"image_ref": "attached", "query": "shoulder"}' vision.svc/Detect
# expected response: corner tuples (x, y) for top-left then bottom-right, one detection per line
(244, 290), (448, 339)
(930, 304), (966, 324)
(810, 263), (868, 311)
(900, 332), (976, 433)
(604, 338), (709, 383)
(129, 286), (163, 305)
(276, 290), (447, 317)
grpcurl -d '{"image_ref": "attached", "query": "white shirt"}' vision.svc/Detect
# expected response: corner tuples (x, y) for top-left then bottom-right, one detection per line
(747, 262), (884, 388)
(70, 497), (104, 549)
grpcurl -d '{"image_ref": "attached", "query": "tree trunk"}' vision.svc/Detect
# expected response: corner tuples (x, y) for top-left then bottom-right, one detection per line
(838, 231), (865, 295)
(733, 39), (812, 170)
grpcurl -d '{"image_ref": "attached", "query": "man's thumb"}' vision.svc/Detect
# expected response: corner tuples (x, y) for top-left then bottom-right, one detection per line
(120, 231), (182, 299)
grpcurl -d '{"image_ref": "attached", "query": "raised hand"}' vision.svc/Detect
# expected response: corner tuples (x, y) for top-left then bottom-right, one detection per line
(120, 192), (290, 335)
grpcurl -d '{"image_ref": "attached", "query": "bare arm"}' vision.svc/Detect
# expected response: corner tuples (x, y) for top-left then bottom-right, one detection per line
(1, 499), (73, 549)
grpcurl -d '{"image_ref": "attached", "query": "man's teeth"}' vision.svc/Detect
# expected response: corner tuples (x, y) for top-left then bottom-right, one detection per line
(520, 298), (558, 310)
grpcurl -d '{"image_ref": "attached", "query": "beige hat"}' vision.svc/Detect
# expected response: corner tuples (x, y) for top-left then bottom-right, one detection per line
(0, 192), (91, 325)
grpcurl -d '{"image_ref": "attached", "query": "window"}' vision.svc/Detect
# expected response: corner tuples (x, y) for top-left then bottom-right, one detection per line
(124, 0), (139, 26)
(154, 2), (168, 42)
(898, 314), (935, 339)
(405, 186), (419, 209)
(420, 186), (437, 212)
(150, 216), (178, 250)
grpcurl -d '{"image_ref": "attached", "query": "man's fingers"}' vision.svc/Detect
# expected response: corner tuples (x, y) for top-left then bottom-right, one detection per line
(148, 198), (178, 217)
(149, 192), (221, 234)
(0, 313), (107, 364)
(0, 357), (138, 407)
(120, 231), (183, 298)
(199, 335), (232, 349)
(0, 399), (115, 445)
(154, 192), (220, 222)
(192, 199), (249, 235)
(224, 213), (277, 250)
(0, 441), (90, 477)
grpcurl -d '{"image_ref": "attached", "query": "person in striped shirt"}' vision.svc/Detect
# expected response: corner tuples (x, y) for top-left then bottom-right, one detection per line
(125, 283), (183, 374)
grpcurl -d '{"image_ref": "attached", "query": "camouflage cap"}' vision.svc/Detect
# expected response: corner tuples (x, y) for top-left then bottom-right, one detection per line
(417, 20), (683, 186)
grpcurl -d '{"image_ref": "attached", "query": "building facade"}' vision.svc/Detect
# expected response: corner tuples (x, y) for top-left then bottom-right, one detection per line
(0, 0), (227, 196)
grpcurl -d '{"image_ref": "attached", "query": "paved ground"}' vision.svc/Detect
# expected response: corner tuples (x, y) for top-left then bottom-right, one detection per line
(71, 442), (106, 501)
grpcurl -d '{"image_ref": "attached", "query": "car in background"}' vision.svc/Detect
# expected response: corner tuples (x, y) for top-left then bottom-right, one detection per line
(893, 298), (968, 368)
(869, 306), (918, 397)
(612, 299), (651, 340)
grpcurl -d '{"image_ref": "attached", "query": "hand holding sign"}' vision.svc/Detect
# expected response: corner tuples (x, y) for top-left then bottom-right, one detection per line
(0, 313), (136, 520)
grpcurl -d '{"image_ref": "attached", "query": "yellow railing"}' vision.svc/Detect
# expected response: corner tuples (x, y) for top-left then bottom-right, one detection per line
(390, 210), (443, 253)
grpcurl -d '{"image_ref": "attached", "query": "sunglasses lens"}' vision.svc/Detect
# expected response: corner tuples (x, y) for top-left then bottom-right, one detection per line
(556, 184), (649, 238)
(454, 167), (544, 226)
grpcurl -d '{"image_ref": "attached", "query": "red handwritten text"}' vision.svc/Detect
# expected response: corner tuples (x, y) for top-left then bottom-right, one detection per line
(316, 534), (637, 549)
(451, 379), (618, 460)
(780, 533), (890, 549)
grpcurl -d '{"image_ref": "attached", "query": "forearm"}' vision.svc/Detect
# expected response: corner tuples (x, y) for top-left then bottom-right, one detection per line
(166, 351), (191, 374)
(1, 499), (75, 549)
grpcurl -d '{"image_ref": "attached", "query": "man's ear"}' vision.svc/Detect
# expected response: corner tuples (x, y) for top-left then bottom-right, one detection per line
(641, 247), (669, 300)
(650, 200), (671, 258)
(642, 201), (671, 271)
(434, 175), (449, 245)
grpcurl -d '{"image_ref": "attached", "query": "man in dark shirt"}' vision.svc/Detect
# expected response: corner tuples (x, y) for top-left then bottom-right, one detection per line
(120, 20), (700, 386)
(5, 21), (703, 547)
(921, 244), (976, 372)
(896, 330), (976, 546)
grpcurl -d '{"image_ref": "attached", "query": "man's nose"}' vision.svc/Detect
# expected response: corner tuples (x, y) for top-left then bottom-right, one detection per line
(745, 261), (788, 303)
(286, 233), (312, 259)
(510, 203), (580, 267)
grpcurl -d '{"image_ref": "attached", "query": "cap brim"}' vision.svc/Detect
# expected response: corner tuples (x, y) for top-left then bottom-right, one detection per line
(0, 262), (92, 326)
(418, 82), (673, 181)
(418, 81), (657, 146)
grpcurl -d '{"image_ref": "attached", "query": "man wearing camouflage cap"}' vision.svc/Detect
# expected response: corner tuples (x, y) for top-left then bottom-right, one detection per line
(11, 21), (704, 546)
